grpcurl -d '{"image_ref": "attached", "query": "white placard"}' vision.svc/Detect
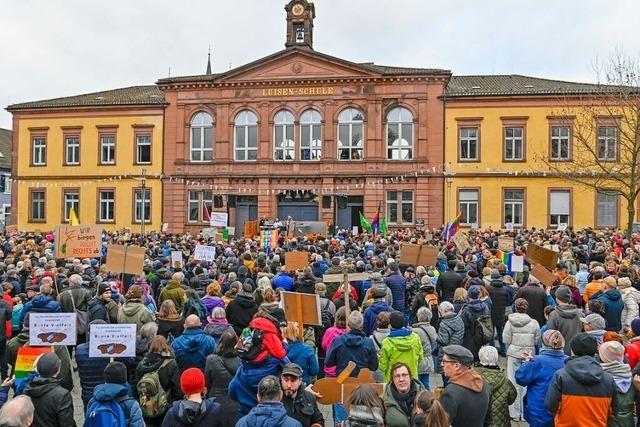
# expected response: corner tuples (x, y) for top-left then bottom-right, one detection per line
(505, 223), (514, 231)
(210, 212), (228, 228)
(352, 226), (358, 235)
(162, 223), (169, 232)
(29, 313), (76, 346)
(89, 324), (136, 358)
(194, 244), (216, 262)
(511, 255), (524, 273)
(471, 223), (479, 230)
(551, 244), (560, 252)
(557, 223), (568, 231)
(171, 250), (183, 267)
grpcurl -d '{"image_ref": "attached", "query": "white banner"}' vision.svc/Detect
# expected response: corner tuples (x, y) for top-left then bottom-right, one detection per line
(89, 324), (136, 358)
(171, 251), (183, 268)
(194, 244), (216, 262)
(29, 313), (76, 346)
(511, 256), (524, 273)
(210, 212), (228, 228)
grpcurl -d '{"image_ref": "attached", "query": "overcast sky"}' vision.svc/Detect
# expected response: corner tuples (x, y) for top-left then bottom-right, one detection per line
(2, 0), (639, 130)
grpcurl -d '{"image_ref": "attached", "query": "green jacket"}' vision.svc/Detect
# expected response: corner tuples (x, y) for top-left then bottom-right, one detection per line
(116, 300), (156, 332)
(609, 382), (636, 427)
(158, 280), (186, 312)
(475, 366), (516, 427)
(382, 379), (424, 427)
(379, 330), (423, 383)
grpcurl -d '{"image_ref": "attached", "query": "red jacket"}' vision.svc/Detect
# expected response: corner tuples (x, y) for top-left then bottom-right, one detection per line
(249, 317), (287, 362)
(625, 337), (640, 370)
(2, 292), (13, 338)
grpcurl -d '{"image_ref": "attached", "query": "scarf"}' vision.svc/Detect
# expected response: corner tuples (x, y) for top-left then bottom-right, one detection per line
(390, 381), (417, 417)
(601, 361), (632, 393)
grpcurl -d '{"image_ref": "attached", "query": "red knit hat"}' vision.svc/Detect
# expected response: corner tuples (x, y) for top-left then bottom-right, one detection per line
(180, 368), (205, 396)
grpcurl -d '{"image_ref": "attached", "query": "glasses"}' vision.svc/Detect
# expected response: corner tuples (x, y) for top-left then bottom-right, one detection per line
(393, 373), (411, 380)
(441, 358), (458, 365)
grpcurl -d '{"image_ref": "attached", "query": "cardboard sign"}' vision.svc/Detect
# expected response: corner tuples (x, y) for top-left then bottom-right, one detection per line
(89, 324), (136, 358)
(29, 313), (76, 346)
(531, 264), (558, 287)
(244, 220), (259, 238)
(210, 212), (228, 228)
(498, 236), (514, 252)
(312, 361), (377, 405)
(201, 227), (217, 239)
(281, 291), (321, 339)
(171, 251), (183, 269)
(451, 233), (470, 253)
(352, 226), (359, 235)
(55, 225), (103, 259)
(105, 244), (145, 275)
(526, 244), (559, 270)
(400, 244), (438, 267)
(194, 245), (216, 262)
(511, 255), (524, 273)
(285, 251), (309, 271)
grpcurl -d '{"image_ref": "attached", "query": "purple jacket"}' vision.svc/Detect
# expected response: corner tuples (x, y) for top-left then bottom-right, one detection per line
(202, 295), (225, 316)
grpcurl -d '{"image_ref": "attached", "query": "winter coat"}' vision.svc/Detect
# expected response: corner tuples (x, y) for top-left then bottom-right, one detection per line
(203, 318), (231, 340)
(135, 351), (182, 403)
(545, 356), (616, 427)
(436, 313), (464, 373)
(229, 356), (288, 418)
(87, 295), (116, 324)
(502, 313), (540, 359)
(514, 283), (548, 327)
(205, 353), (240, 425)
(294, 276), (317, 294)
(382, 379), (424, 427)
(325, 329), (378, 378)
(488, 280), (509, 328)
(225, 294), (258, 336)
(282, 386), (324, 427)
(158, 280), (186, 312)
(440, 369), (492, 427)
(157, 316), (184, 340)
(18, 294), (61, 326)
(547, 304), (584, 355)
(601, 361), (635, 427)
(161, 398), (222, 427)
(88, 383), (145, 427)
(475, 366), (516, 427)
(515, 348), (568, 427)
(411, 322), (437, 374)
(24, 377), (76, 427)
(274, 273), (295, 291)
(236, 402), (302, 427)
(171, 328), (218, 371)
(437, 270), (464, 302)
(75, 342), (110, 403)
(321, 326), (346, 377)
(620, 287), (640, 331)
(0, 299), (12, 341)
(58, 286), (92, 313)
(286, 341), (319, 385)
(363, 300), (393, 336)
(595, 289), (624, 332)
(459, 299), (490, 359)
(379, 329), (423, 383)
(202, 295), (225, 316)
(583, 279), (604, 303)
(385, 271), (406, 310)
(117, 299), (156, 332)
(624, 337), (640, 370)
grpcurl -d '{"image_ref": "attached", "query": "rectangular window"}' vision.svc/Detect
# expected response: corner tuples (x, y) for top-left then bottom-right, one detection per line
(202, 191), (213, 222)
(100, 135), (116, 164)
(300, 122), (322, 160)
(134, 189), (151, 223)
(459, 127), (478, 161)
(188, 191), (199, 222)
(30, 189), (45, 222)
(504, 127), (524, 160)
(549, 190), (570, 227)
(188, 191), (214, 222)
(459, 189), (479, 225)
(98, 190), (115, 222)
(63, 190), (80, 222)
(597, 126), (617, 161)
(550, 126), (571, 160)
(136, 133), (152, 164)
(64, 136), (80, 165)
(386, 191), (413, 224)
(3, 205), (11, 225)
(2, 176), (10, 195)
(387, 123), (413, 160)
(596, 191), (618, 228)
(503, 189), (524, 227)
(32, 137), (46, 166)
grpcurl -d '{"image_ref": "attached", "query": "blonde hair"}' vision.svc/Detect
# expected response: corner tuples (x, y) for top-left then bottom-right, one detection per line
(453, 287), (467, 301)
(283, 321), (301, 342)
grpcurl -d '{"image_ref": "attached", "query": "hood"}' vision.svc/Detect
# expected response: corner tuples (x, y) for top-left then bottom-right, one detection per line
(602, 289), (622, 302)
(92, 383), (129, 401)
(369, 301), (392, 315)
(464, 299), (486, 314)
(586, 329), (605, 341)
(122, 301), (146, 316)
(31, 294), (54, 308)
(556, 304), (581, 319)
(235, 294), (256, 308)
(249, 317), (279, 335)
(176, 399), (210, 424)
(24, 377), (60, 398)
(601, 361), (632, 393)
(343, 330), (368, 347)
(565, 356), (605, 385)
(386, 331), (419, 352)
(448, 368), (484, 393)
(507, 312), (533, 327)
(165, 280), (181, 289)
(243, 403), (289, 427)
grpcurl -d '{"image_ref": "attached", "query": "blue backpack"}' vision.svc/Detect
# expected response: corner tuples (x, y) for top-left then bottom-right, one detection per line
(83, 399), (127, 427)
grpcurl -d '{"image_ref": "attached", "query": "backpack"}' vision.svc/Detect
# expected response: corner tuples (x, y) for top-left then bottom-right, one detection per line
(236, 327), (264, 360)
(83, 399), (127, 427)
(314, 300), (334, 353)
(137, 359), (170, 418)
(473, 313), (494, 346)
(70, 290), (89, 335)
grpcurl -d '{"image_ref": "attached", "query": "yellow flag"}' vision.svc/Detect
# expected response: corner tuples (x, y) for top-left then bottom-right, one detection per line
(69, 207), (80, 226)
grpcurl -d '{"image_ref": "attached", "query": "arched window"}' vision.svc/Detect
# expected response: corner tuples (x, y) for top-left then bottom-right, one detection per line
(273, 110), (295, 161)
(300, 109), (322, 160)
(337, 108), (364, 160)
(387, 107), (413, 160)
(234, 110), (258, 161)
(190, 112), (214, 162)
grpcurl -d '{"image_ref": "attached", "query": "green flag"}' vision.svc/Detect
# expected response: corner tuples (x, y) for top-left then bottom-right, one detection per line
(359, 212), (372, 233)
(380, 217), (388, 238)
(222, 227), (229, 241)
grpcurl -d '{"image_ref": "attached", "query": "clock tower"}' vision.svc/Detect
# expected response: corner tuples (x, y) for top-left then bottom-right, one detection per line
(285, 0), (315, 49)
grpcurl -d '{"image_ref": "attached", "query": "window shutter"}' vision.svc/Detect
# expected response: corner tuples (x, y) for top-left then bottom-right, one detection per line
(550, 191), (570, 215)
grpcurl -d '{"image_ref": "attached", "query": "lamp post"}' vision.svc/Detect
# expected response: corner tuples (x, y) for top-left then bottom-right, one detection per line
(140, 168), (147, 237)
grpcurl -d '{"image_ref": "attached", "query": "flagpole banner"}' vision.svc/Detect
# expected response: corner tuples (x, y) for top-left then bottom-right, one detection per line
(210, 212), (228, 227)
(69, 207), (80, 226)
(89, 324), (136, 358)
(14, 346), (53, 389)
(194, 244), (216, 262)
(29, 313), (76, 346)
(54, 225), (103, 259)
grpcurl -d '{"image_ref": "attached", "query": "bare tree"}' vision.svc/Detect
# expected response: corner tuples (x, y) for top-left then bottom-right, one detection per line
(538, 51), (640, 237)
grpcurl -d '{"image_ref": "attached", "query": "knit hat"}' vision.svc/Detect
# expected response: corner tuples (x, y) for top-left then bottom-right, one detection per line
(104, 362), (128, 384)
(555, 285), (572, 303)
(580, 313), (606, 330)
(599, 341), (625, 363)
(542, 329), (565, 350)
(618, 277), (632, 289)
(180, 368), (205, 396)
(468, 285), (480, 300)
(632, 318), (640, 336)
(125, 285), (143, 300)
(478, 345), (499, 366)
(570, 332), (598, 357)
(389, 311), (404, 329)
(373, 285), (387, 298)
(98, 283), (110, 295)
(36, 352), (61, 378)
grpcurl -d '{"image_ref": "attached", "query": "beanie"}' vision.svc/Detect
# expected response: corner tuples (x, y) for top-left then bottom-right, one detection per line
(478, 345), (499, 366)
(468, 285), (480, 300)
(36, 352), (61, 378)
(542, 329), (565, 350)
(98, 283), (110, 295)
(632, 318), (640, 337)
(180, 368), (205, 396)
(570, 332), (598, 357)
(104, 361), (128, 384)
(389, 311), (404, 330)
(555, 285), (572, 303)
(599, 341), (625, 363)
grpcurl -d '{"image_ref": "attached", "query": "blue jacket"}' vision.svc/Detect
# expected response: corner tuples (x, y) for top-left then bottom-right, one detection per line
(88, 383), (144, 427)
(515, 348), (567, 427)
(311, 261), (328, 278)
(595, 289), (624, 331)
(19, 294), (61, 326)
(384, 272), (406, 311)
(236, 402), (302, 427)
(273, 274), (295, 292)
(363, 300), (393, 336)
(171, 328), (217, 371)
(229, 356), (288, 418)
(286, 342), (319, 385)
(75, 343), (110, 404)
(325, 330), (378, 378)
(161, 398), (221, 427)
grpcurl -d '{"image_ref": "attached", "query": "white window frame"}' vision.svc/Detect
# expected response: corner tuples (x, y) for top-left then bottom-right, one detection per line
(273, 110), (295, 161)
(459, 127), (478, 161)
(459, 189), (479, 225)
(190, 112), (214, 162)
(3, 176), (10, 195)
(64, 136), (80, 165)
(136, 134), (152, 164)
(300, 109), (322, 161)
(386, 107), (413, 160)
(134, 188), (151, 224)
(100, 135), (116, 165)
(597, 126), (617, 161)
(549, 190), (570, 227)
(63, 190), (79, 222)
(337, 108), (364, 161)
(503, 189), (524, 227)
(386, 190), (414, 225)
(234, 110), (258, 161)
(2, 205), (10, 225)
(32, 137), (46, 166)
(30, 190), (45, 221)
(98, 190), (115, 222)
(550, 126), (570, 161)
(504, 126), (524, 160)
(188, 190), (200, 222)
(596, 191), (618, 228)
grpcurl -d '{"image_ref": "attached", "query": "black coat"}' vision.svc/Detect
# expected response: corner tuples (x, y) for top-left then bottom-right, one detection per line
(282, 386), (325, 427)
(87, 295), (111, 324)
(24, 377), (76, 427)
(225, 294), (258, 336)
(440, 373), (492, 427)
(0, 299), (12, 341)
(514, 283), (548, 327)
(205, 353), (240, 425)
(488, 280), (509, 328)
(437, 270), (464, 302)
(157, 317), (185, 340)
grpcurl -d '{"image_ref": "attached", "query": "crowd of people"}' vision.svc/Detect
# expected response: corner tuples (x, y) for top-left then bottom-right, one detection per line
(0, 225), (637, 426)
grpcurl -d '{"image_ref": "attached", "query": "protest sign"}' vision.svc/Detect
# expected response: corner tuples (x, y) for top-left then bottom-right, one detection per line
(400, 244), (438, 267)
(281, 291), (321, 339)
(526, 244), (559, 270)
(194, 245), (216, 262)
(451, 233), (470, 253)
(89, 324), (136, 358)
(531, 264), (558, 287)
(171, 251), (183, 269)
(161, 223), (169, 232)
(244, 220), (259, 238)
(557, 223), (568, 231)
(29, 313), (76, 346)
(285, 251), (309, 271)
(55, 225), (103, 259)
(498, 236), (514, 252)
(352, 226), (359, 235)
(210, 212), (228, 227)
(313, 361), (377, 405)
(14, 347), (53, 389)
(511, 256), (524, 273)
(105, 244), (145, 275)
(505, 222), (514, 231)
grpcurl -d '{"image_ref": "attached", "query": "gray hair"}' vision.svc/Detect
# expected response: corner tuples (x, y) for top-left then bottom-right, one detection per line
(347, 311), (364, 331)
(172, 271), (184, 282)
(478, 345), (499, 366)
(257, 375), (282, 402)
(140, 322), (158, 340)
(416, 306), (432, 323)
(438, 301), (454, 316)
(68, 274), (83, 287)
(212, 306), (226, 319)
(0, 394), (35, 427)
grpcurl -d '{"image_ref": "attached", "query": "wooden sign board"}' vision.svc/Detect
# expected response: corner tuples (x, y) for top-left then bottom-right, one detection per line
(55, 225), (103, 259)
(400, 244), (438, 267)
(285, 251), (309, 271)
(498, 236), (514, 252)
(451, 233), (470, 253)
(105, 244), (145, 275)
(531, 264), (558, 287)
(281, 291), (321, 339)
(313, 363), (377, 404)
(526, 244), (559, 270)
(322, 273), (370, 283)
(244, 220), (259, 238)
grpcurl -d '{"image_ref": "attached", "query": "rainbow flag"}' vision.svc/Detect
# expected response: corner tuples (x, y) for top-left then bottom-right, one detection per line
(444, 213), (462, 241)
(371, 203), (382, 235)
(260, 229), (278, 250)
(496, 250), (512, 273)
(14, 346), (53, 388)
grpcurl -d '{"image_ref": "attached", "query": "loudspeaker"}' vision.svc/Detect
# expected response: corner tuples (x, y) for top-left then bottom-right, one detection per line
(337, 196), (347, 209)
(322, 196), (331, 209)
(228, 195), (236, 208)
(213, 195), (223, 208)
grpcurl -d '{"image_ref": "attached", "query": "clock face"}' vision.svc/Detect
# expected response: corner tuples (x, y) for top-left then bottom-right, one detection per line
(292, 3), (305, 16)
